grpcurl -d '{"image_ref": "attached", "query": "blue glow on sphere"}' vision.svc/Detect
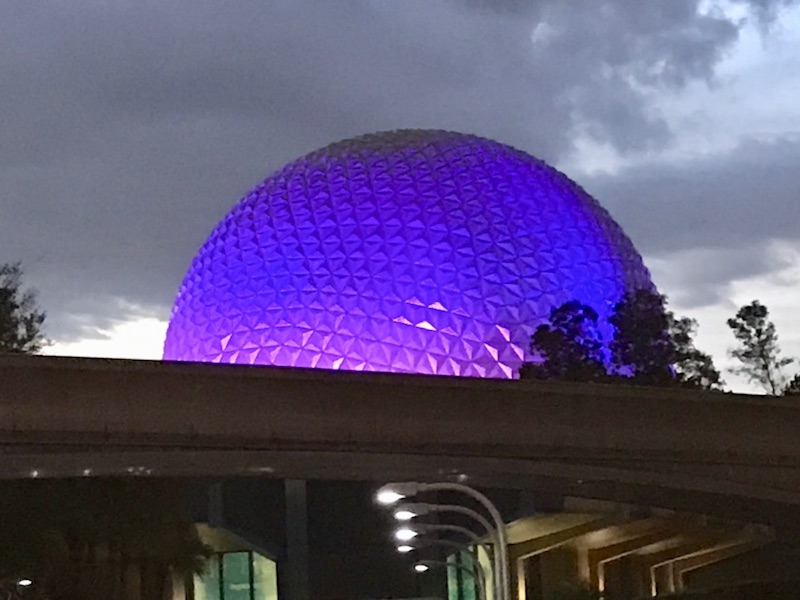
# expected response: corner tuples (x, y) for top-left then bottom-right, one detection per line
(163, 129), (653, 377)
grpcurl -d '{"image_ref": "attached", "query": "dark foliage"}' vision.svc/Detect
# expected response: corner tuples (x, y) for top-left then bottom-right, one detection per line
(0, 478), (211, 600)
(782, 372), (800, 396)
(609, 289), (674, 385)
(522, 301), (607, 382)
(667, 314), (723, 390)
(727, 300), (794, 395)
(610, 289), (721, 389)
(521, 290), (721, 390)
(0, 263), (47, 353)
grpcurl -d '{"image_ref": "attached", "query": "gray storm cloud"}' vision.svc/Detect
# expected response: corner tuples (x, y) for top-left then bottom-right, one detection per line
(0, 0), (796, 342)
(586, 135), (800, 309)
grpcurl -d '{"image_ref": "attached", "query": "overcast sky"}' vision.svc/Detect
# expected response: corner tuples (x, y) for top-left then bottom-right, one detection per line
(2, 0), (798, 392)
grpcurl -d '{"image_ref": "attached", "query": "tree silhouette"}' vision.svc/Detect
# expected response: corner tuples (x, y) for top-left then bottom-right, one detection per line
(0, 478), (211, 600)
(609, 289), (674, 385)
(610, 289), (721, 389)
(522, 290), (721, 390)
(0, 263), (47, 353)
(522, 301), (606, 382)
(669, 314), (723, 390)
(727, 300), (793, 395)
(783, 373), (800, 397)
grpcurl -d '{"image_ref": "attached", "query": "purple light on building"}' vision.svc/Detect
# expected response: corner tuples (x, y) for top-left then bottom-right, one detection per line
(163, 129), (653, 378)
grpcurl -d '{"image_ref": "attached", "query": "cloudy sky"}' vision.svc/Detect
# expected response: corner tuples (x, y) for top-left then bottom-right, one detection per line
(2, 0), (798, 392)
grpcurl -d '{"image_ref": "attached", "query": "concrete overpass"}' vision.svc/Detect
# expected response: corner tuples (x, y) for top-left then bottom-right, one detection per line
(1, 353), (799, 525)
(3, 353), (800, 599)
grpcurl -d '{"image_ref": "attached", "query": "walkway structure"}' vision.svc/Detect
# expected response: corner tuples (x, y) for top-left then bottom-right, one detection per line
(1, 354), (799, 599)
(2, 354), (799, 517)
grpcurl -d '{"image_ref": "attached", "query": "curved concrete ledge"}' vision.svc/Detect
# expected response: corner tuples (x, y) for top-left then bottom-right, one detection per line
(2, 355), (799, 519)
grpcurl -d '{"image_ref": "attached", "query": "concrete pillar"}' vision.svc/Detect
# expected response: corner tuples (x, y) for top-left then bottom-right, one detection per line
(510, 555), (523, 600)
(283, 479), (310, 600)
(652, 562), (675, 596)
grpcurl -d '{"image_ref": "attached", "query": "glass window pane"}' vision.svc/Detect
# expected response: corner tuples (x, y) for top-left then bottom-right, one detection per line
(461, 551), (477, 600)
(252, 552), (279, 600)
(195, 554), (221, 600)
(223, 552), (252, 600)
(448, 553), (460, 600)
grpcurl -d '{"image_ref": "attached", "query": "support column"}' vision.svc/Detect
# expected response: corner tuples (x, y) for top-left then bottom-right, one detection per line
(651, 561), (676, 597)
(284, 479), (310, 600)
(510, 555), (523, 600)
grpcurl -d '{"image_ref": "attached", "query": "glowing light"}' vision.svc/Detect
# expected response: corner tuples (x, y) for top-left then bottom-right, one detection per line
(395, 527), (419, 542)
(397, 545), (414, 553)
(164, 129), (653, 376)
(414, 564), (429, 573)
(17, 579), (33, 587)
(376, 488), (406, 505)
(394, 509), (417, 521)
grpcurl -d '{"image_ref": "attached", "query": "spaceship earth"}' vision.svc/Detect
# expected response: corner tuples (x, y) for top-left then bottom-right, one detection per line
(163, 129), (653, 378)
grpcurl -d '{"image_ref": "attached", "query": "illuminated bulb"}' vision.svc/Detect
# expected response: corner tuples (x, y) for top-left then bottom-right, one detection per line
(414, 564), (429, 573)
(376, 489), (405, 505)
(394, 527), (418, 542)
(394, 509), (416, 521)
(397, 545), (414, 553)
(17, 579), (33, 587)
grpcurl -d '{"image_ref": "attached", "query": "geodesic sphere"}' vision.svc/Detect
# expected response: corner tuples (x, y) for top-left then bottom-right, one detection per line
(163, 129), (652, 378)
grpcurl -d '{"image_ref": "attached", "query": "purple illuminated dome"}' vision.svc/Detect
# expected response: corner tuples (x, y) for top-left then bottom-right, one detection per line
(164, 129), (652, 377)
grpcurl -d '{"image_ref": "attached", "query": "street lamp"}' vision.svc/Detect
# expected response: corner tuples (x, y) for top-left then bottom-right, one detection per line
(393, 502), (496, 541)
(394, 523), (485, 546)
(0, 578), (34, 600)
(377, 481), (510, 600)
(376, 489), (406, 505)
(394, 527), (419, 542)
(396, 535), (489, 600)
(392, 501), (499, 600)
(396, 535), (482, 556)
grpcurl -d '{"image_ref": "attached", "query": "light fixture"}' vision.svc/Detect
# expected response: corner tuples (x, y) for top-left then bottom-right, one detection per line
(394, 527), (418, 542)
(397, 545), (414, 553)
(376, 489), (405, 505)
(393, 503), (433, 519)
(17, 579), (33, 587)
(375, 482), (424, 505)
(414, 564), (429, 573)
(378, 481), (510, 600)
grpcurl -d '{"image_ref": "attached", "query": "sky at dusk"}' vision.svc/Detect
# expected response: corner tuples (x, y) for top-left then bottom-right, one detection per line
(2, 1), (798, 392)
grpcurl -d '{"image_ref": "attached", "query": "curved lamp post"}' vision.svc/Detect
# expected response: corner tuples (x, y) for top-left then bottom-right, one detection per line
(392, 522), (497, 600)
(394, 502), (496, 539)
(377, 481), (510, 600)
(394, 523), (485, 546)
(397, 536), (489, 600)
(394, 502), (498, 600)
